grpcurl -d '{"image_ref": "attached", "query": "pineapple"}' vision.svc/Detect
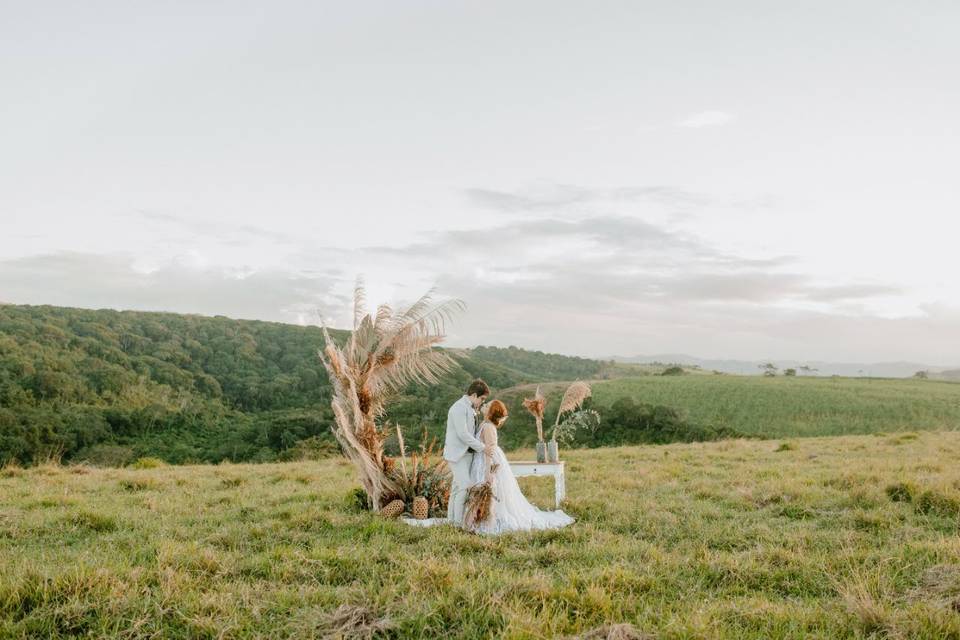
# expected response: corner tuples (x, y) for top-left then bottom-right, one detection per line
(412, 496), (429, 520)
(381, 499), (405, 518)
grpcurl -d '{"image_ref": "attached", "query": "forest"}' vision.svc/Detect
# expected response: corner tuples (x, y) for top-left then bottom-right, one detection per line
(1, 304), (674, 465)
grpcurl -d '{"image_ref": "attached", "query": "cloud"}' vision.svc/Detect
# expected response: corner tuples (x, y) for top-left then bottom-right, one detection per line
(334, 211), (953, 362)
(0, 251), (344, 325)
(462, 185), (712, 213)
(801, 284), (903, 302)
(362, 212), (901, 313)
(676, 110), (735, 128)
(462, 188), (570, 212)
(133, 210), (300, 246)
(3, 204), (951, 363)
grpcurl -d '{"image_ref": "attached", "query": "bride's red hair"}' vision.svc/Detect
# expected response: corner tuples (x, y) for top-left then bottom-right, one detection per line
(485, 399), (509, 427)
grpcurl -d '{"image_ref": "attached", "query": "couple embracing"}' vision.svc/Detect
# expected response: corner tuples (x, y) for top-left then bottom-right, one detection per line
(443, 379), (574, 534)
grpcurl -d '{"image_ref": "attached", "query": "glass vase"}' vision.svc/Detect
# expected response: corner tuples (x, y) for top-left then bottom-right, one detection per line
(547, 440), (559, 462)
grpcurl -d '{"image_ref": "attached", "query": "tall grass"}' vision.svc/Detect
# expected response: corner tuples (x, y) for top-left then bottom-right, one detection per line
(2, 433), (960, 638)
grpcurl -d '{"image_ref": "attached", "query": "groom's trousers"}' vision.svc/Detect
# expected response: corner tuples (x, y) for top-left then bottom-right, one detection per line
(446, 454), (473, 526)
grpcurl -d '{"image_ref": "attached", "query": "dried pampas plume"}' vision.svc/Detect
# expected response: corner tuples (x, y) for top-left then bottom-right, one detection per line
(557, 381), (591, 418)
(552, 381), (592, 438)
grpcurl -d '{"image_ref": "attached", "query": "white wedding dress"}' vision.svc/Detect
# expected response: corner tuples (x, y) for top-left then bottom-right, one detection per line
(466, 420), (575, 535)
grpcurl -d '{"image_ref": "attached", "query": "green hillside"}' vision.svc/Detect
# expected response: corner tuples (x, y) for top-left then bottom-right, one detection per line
(0, 304), (615, 466)
(4, 303), (959, 468)
(589, 375), (960, 438)
(489, 374), (960, 451)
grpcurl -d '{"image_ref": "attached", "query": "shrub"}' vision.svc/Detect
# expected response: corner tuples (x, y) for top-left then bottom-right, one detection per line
(915, 490), (960, 518)
(0, 463), (24, 478)
(346, 487), (372, 512)
(120, 479), (155, 492)
(68, 511), (118, 533)
(276, 435), (340, 461)
(661, 366), (685, 376)
(583, 396), (751, 447)
(885, 482), (916, 503)
(74, 444), (134, 467)
(129, 457), (166, 469)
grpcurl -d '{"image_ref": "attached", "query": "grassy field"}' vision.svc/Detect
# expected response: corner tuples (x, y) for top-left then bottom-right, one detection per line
(3, 432), (960, 638)
(587, 376), (960, 438)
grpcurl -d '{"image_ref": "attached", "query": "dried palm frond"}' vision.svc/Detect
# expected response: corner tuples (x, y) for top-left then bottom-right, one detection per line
(523, 386), (547, 442)
(374, 303), (394, 331)
(318, 280), (463, 512)
(395, 423), (407, 476)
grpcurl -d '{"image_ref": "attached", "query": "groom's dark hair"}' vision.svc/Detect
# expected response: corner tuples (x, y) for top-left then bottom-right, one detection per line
(466, 379), (490, 398)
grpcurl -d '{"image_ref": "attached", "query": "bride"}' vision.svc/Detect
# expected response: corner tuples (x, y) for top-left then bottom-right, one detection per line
(465, 400), (575, 534)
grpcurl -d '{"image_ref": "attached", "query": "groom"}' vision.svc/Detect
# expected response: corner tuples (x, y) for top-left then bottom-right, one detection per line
(443, 379), (493, 526)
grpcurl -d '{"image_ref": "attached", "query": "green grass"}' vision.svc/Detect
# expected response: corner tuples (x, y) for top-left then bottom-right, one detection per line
(590, 375), (960, 438)
(3, 433), (960, 638)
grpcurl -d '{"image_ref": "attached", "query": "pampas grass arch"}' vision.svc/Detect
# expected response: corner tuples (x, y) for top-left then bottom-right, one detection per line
(318, 279), (464, 512)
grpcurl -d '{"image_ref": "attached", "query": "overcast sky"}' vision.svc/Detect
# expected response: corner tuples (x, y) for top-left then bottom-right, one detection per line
(2, 1), (959, 363)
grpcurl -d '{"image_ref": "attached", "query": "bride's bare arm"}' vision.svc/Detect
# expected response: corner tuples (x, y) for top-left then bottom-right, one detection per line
(481, 422), (497, 483)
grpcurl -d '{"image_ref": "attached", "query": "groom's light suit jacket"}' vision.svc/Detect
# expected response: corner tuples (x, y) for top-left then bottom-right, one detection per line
(442, 395), (486, 462)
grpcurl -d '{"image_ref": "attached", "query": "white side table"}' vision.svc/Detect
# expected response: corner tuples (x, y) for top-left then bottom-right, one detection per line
(509, 461), (566, 508)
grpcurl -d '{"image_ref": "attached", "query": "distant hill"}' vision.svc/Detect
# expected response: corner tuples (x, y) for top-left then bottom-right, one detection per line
(933, 369), (960, 381)
(0, 304), (615, 466)
(8, 303), (953, 467)
(610, 353), (960, 378)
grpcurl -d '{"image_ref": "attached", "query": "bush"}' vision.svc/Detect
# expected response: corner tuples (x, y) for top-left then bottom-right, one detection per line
(885, 482), (916, 503)
(579, 396), (750, 447)
(915, 489), (960, 518)
(68, 511), (118, 533)
(276, 435), (340, 461)
(74, 444), (135, 467)
(129, 457), (166, 470)
(661, 366), (685, 376)
(345, 487), (371, 512)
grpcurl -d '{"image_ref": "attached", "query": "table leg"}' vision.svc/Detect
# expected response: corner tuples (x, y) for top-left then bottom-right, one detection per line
(555, 470), (565, 509)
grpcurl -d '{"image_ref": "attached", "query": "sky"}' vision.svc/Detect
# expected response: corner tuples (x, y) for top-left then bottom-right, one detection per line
(2, 1), (959, 364)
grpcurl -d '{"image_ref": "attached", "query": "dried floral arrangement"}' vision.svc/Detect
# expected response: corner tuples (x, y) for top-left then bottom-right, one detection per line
(522, 386), (547, 443)
(463, 462), (500, 530)
(318, 278), (463, 513)
(382, 426), (450, 518)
